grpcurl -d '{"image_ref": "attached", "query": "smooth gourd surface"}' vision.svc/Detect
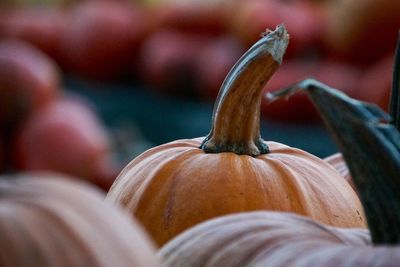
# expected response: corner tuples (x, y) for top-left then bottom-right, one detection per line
(108, 137), (365, 246)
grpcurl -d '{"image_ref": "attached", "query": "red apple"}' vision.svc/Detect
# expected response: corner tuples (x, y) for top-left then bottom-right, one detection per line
(261, 59), (361, 122)
(139, 28), (210, 96)
(0, 39), (60, 129)
(60, 1), (148, 81)
(13, 95), (118, 191)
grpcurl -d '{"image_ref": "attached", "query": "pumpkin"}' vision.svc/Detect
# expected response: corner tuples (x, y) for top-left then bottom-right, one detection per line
(0, 171), (162, 267)
(106, 25), (365, 247)
(159, 78), (400, 267)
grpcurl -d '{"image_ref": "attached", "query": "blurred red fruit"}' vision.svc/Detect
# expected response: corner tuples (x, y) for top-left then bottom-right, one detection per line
(354, 55), (393, 111)
(13, 95), (118, 191)
(139, 28), (210, 96)
(147, 1), (229, 36)
(0, 7), (67, 63)
(229, 0), (327, 57)
(324, 0), (400, 66)
(60, 1), (148, 80)
(0, 39), (60, 129)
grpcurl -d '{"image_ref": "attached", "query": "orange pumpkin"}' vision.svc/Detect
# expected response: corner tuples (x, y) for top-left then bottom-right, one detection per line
(160, 77), (400, 267)
(0, 171), (162, 267)
(107, 25), (365, 246)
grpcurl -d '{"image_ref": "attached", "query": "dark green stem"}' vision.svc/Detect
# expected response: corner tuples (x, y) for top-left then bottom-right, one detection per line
(267, 79), (400, 244)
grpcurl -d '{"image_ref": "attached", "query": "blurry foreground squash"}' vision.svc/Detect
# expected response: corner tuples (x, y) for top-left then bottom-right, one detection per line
(0, 171), (162, 267)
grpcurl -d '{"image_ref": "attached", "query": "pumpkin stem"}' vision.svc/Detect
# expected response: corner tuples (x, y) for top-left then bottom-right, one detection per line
(267, 78), (400, 244)
(200, 24), (289, 156)
(389, 32), (400, 129)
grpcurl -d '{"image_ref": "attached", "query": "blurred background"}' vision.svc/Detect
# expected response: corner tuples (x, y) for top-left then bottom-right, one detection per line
(0, 0), (398, 191)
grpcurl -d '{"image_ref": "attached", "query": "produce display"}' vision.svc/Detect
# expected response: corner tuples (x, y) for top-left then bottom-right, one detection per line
(0, 0), (399, 265)
(0, 0), (397, 186)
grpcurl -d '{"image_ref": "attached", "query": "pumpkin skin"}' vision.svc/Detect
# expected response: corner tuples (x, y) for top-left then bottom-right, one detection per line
(324, 152), (353, 190)
(107, 26), (365, 246)
(0, 172), (162, 267)
(159, 211), (373, 267)
(108, 138), (365, 246)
